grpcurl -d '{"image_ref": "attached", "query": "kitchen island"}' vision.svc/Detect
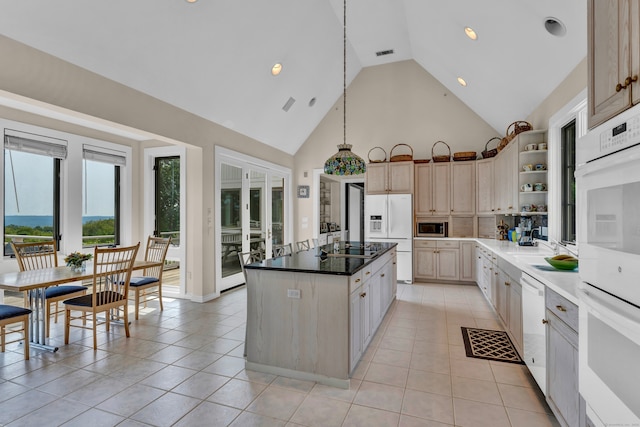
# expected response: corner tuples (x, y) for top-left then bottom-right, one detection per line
(243, 242), (397, 388)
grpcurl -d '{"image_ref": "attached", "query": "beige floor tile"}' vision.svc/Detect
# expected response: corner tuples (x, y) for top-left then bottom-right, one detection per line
(96, 384), (165, 417)
(363, 361), (409, 388)
(491, 362), (538, 388)
(61, 408), (126, 427)
(229, 411), (287, 427)
(372, 347), (412, 368)
(452, 375), (503, 405)
(234, 368), (277, 385)
(401, 388), (455, 425)
(354, 380), (404, 412)
(406, 369), (452, 396)
(36, 368), (102, 397)
(246, 385), (306, 421)
(173, 400), (241, 427)
(7, 398), (88, 427)
(290, 394), (351, 426)
(309, 379), (361, 403)
(378, 335), (414, 352)
(412, 341), (449, 357)
(453, 397), (511, 427)
(342, 404), (400, 427)
(172, 371), (230, 399)
(140, 364), (197, 390)
(410, 353), (451, 375)
(202, 354), (245, 377)
(208, 378), (267, 409)
(399, 414), (454, 427)
(450, 357), (494, 381)
(130, 392), (201, 427)
(272, 376), (316, 393)
(505, 406), (562, 427)
(498, 383), (553, 414)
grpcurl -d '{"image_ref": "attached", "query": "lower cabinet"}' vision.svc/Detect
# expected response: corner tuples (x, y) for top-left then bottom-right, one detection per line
(350, 252), (395, 372)
(459, 241), (476, 282)
(414, 239), (460, 281)
(546, 288), (583, 427)
(495, 266), (523, 353)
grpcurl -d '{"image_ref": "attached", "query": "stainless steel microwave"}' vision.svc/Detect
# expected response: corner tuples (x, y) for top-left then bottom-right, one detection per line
(416, 221), (448, 237)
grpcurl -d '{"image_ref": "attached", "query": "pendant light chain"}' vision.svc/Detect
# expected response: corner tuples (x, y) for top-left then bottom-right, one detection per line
(343, 0), (347, 146)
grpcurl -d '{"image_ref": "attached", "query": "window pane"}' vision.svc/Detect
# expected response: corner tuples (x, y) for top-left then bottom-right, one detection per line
(221, 163), (242, 278)
(155, 156), (180, 245)
(83, 159), (117, 247)
(4, 150), (55, 255)
(561, 120), (576, 243)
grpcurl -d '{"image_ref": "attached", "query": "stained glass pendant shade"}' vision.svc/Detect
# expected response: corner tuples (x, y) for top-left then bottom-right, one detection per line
(324, 144), (366, 175)
(323, 0), (366, 176)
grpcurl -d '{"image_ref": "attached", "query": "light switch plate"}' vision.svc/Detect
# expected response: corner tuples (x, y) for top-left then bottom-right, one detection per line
(287, 289), (301, 299)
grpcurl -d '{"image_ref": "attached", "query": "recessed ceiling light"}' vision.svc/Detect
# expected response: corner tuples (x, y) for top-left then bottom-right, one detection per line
(457, 77), (467, 87)
(464, 27), (478, 40)
(544, 17), (566, 37)
(271, 63), (283, 76)
(186, 0), (197, 3)
(309, 97), (317, 107)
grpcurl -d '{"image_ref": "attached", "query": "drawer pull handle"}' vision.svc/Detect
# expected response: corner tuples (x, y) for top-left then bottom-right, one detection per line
(355, 278), (361, 283)
(381, 274), (385, 278)
(505, 281), (510, 286)
(365, 271), (370, 275)
(542, 319), (548, 324)
(360, 292), (367, 298)
(556, 305), (566, 312)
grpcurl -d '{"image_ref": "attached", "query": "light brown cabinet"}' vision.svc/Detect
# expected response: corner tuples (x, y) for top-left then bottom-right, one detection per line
(365, 161), (414, 194)
(588, 0), (640, 128)
(450, 161), (476, 215)
(414, 162), (450, 216)
(413, 239), (460, 282)
(494, 142), (518, 215)
(476, 158), (495, 215)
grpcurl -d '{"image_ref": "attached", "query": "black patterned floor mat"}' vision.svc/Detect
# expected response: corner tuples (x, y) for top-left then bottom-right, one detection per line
(461, 327), (524, 364)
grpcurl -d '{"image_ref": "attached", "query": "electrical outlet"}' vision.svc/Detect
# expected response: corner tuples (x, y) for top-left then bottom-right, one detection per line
(287, 289), (301, 299)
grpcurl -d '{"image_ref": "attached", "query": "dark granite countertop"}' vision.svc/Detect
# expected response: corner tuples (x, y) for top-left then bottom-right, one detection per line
(244, 241), (397, 276)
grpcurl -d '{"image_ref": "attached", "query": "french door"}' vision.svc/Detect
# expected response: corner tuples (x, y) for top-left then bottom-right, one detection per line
(216, 147), (290, 292)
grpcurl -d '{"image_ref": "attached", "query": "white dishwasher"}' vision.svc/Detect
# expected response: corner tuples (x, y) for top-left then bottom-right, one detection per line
(521, 272), (547, 395)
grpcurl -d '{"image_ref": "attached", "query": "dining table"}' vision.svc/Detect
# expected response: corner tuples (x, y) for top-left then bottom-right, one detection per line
(0, 260), (163, 352)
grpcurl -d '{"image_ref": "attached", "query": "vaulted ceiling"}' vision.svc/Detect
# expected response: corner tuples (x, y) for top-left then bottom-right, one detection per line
(0, 0), (586, 155)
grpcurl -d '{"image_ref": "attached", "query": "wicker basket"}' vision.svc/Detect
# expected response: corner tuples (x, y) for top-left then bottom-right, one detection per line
(507, 121), (533, 138)
(389, 143), (413, 162)
(413, 159), (431, 163)
(431, 141), (451, 162)
(481, 137), (501, 158)
(367, 146), (387, 163)
(453, 151), (477, 161)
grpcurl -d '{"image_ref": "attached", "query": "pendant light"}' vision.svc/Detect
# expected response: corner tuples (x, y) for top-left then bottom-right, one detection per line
(323, 0), (366, 176)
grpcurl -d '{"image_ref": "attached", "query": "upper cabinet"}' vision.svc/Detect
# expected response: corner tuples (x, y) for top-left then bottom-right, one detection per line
(450, 161), (476, 216)
(476, 158), (495, 215)
(414, 162), (450, 216)
(365, 161), (414, 195)
(588, 0), (640, 128)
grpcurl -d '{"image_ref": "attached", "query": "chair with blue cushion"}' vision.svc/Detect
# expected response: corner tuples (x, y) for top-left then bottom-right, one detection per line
(129, 236), (172, 320)
(64, 243), (140, 350)
(0, 304), (32, 359)
(11, 240), (88, 338)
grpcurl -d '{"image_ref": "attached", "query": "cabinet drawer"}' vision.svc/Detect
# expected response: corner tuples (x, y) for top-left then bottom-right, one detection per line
(349, 270), (364, 294)
(545, 288), (578, 332)
(414, 240), (436, 249)
(436, 240), (459, 249)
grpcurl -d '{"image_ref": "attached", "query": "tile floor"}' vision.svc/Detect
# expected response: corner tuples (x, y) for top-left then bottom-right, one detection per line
(0, 282), (560, 426)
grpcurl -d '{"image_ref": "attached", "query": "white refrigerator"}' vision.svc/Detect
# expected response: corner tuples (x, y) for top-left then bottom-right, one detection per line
(364, 194), (412, 282)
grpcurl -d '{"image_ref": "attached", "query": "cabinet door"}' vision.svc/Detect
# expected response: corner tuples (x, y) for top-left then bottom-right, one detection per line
(388, 161), (414, 193)
(547, 313), (580, 427)
(451, 161), (476, 215)
(369, 272), (382, 331)
(380, 260), (394, 313)
(633, 0), (640, 106)
(503, 144), (518, 214)
(476, 158), (494, 214)
(588, 0), (632, 129)
(436, 249), (459, 281)
(365, 163), (388, 194)
(414, 247), (437, 279)
(361, 281), (372, 348)
(496, 270), (509, 324)
(432, 163), (451, 215)
(414, 163), (433, 215)
(508, 281), (523, 352)
(460, 242), (475, 282)
(494, 151), (506, 214)
(350, 290), (362, 371)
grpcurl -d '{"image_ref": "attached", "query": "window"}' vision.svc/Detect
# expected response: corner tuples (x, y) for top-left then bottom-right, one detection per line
(3, 131), (65, 256)
(82, 146), (125, 247)
(561, 120), (576, 243)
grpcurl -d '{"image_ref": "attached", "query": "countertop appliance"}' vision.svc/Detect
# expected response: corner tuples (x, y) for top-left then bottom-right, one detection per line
(576, 104), (640, 426)
(365, 194), (412, 282)
(415, 219), (448, 238)
(521, 273), (546, 394)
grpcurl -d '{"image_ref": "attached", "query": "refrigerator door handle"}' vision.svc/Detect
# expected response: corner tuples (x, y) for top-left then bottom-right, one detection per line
(387, 198), (392, 236)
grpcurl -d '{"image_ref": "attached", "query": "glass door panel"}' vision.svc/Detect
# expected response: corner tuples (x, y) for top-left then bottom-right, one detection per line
(221, 163), (242, 279)
(154, 156), (181, 244)
(250, 171), (267, 259)
(271, 174), (285, 249)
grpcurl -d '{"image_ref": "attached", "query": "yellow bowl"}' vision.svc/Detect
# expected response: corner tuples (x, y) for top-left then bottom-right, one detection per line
(544, 257), (578, 271)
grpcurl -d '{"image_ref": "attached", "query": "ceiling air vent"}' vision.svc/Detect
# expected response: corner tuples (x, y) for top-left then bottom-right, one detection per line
(282, 97), (296, 112)
(375, 49), (394, 57)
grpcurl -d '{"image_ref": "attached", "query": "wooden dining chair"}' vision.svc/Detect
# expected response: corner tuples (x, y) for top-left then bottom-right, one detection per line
(11, 240), (88, 338)
(129, 236), (172, 320)
(63, 243), (140, 350)
(295, 239), (310, 253)
(0, 304), (32, 360)
(272, 243), (293, 258)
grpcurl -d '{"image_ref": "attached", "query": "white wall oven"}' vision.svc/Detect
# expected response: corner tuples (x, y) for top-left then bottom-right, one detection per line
(576, 105), (640, 426)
